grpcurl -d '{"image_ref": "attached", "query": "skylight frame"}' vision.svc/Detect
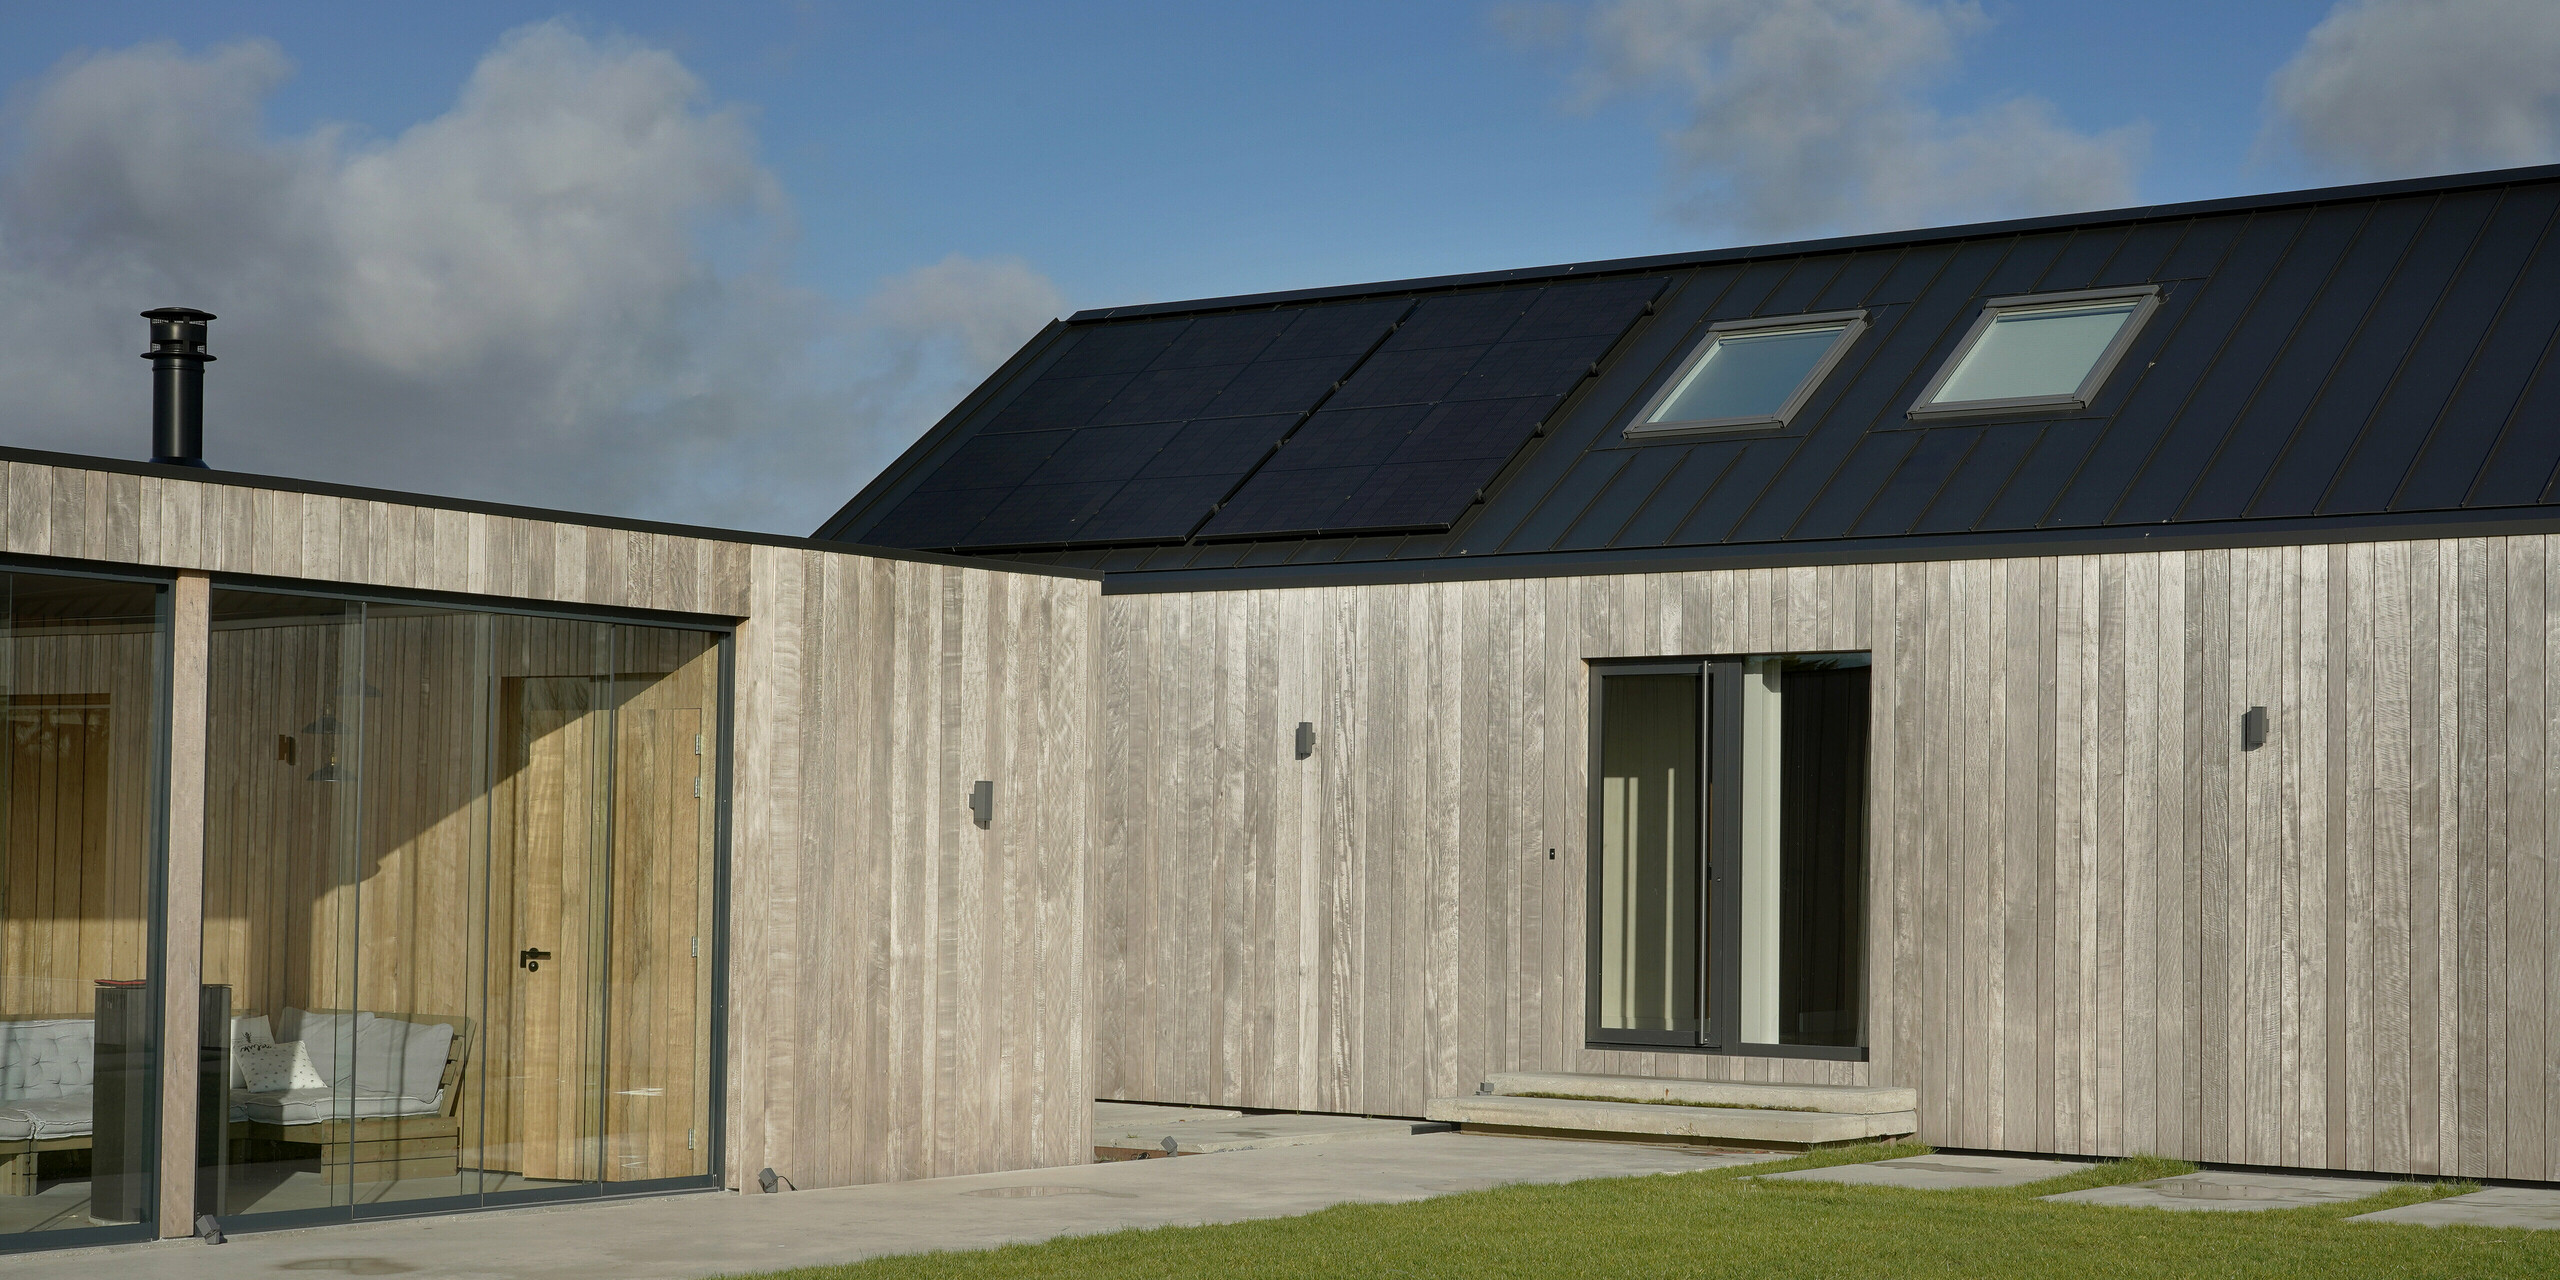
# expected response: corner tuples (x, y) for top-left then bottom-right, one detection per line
(1906, 285), (2162, 421)
(1625, 309), (1870, 438)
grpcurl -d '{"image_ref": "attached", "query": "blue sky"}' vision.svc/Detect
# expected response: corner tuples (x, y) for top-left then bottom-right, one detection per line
(3, 2), (2338, 306)
(1, 2), (2553, 530)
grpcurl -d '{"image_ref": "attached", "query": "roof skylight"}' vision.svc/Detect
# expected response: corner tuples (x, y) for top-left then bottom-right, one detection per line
(1910, 286), (2160, 419)
(1629, 310), (1867, 435)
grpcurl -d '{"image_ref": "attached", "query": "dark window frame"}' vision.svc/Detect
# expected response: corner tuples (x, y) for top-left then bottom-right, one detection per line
(1583, 654), (1871, 1062)
(1625, 310), (1870, 439)
(1906, 285), (2161, 422)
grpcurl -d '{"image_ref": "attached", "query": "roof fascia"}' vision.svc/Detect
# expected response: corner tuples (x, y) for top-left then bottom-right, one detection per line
(0, 444), (1102, 582)
(1088, 505), (2560, 595)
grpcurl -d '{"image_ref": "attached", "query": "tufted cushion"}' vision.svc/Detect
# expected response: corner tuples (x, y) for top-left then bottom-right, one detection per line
(0, 1020), (94, 1101)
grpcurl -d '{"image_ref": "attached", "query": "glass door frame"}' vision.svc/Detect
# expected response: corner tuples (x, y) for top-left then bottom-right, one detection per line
(0, 559), (177, 1255)
(1583, 654), (1871, 1062)
(196, 578), (734, 1234)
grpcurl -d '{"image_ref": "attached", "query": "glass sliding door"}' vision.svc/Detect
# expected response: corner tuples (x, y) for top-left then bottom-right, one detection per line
(0, 570), (168, 1246)
(200, 592), (723, 1229)
(1592, 668), (1703, 1042)
(1588, 653), (1871, 1058)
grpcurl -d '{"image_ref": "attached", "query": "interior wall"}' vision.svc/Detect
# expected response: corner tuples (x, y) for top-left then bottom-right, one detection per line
(1, 626), (159, 1013)
(1092, 535), (2560, 1182)
(1, 458), (1098, 1196)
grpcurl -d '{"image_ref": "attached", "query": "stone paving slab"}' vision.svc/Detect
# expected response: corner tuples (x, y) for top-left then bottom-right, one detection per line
(1098, 1112), (1450, 1155)
(2046, 1171), (2392, 1212)
(2349, 1186), (2560, 1229)
(1, 1133), (1768, 1280)
(1093, 1100), (1246, 1128)
(1760, 1154), (2092, 1189)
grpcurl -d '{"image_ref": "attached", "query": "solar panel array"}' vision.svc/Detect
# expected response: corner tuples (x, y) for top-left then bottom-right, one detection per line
(862, 299), (1410, 549)
(1199, 277), (1667, 538)
(859, 275), (1664, 550)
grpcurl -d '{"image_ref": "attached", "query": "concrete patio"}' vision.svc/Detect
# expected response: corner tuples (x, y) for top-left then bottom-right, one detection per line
(0, 1133), (1766, 1280)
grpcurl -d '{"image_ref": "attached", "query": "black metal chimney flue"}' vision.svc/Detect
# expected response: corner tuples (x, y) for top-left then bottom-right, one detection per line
(141, 307), (216, 468)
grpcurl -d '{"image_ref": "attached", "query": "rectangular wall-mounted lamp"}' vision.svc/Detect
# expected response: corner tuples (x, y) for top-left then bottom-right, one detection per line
(969, 780), (993, 828)
(2241, 706), (2268, 751)
(1295, 722), (1315, 760)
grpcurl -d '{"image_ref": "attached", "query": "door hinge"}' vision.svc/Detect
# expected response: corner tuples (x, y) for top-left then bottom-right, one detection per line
(687, 1128), (696, 1151)
(693, 776), (702, 798)
(694, 733), (703, 756)
(690, 935), (699, 958)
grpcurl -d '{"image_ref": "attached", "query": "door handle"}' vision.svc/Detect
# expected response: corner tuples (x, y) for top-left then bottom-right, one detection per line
(519, 947), (553, 972)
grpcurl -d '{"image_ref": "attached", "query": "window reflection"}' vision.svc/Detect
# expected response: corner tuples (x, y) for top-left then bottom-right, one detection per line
(0, 571), (166, 1238)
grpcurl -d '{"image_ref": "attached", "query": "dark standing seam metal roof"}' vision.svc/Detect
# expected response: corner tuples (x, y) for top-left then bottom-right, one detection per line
(820, 164), (2560, 589)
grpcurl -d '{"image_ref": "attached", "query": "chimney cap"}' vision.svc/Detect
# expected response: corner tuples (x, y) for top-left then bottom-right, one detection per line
(141, 307), (217, 323)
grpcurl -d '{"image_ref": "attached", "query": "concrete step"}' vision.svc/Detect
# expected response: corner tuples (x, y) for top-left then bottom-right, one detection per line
(1425, 1094), (1916, 1149)
(1095, 1111), (1450, 1160)
(1480, 1071), (1917, 1116)
(1094, 1100), (1246, 1128)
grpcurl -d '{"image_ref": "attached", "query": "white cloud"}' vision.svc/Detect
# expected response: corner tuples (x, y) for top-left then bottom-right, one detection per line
(0, 24), (1062, 534)
(2267, 0), (2560, 179)
(1513, 0), (2145, 240)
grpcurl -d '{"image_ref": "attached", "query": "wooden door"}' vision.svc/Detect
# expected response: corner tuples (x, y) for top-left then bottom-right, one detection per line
(604, 691), (707, 1180)
(496, 676), (607, 1184)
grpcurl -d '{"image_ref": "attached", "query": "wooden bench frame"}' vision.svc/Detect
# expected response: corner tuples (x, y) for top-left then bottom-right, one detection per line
(233, 1011), (473, 1186)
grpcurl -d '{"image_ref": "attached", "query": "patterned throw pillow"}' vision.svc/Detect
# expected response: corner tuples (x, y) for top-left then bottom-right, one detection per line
(235, 1040), (326, 1094)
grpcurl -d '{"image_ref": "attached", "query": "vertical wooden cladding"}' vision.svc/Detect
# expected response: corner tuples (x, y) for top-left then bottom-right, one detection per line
(1094, 537), (2560, 1181)
(727, 548), (1094, 1189)
(0, 459), (1097, 1194)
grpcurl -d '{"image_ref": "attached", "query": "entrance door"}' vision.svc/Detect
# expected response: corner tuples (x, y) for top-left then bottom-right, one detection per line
(490, 675), (609, 1185)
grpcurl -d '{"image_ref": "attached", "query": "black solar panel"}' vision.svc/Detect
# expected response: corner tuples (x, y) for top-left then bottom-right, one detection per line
(1076, 473), (1240, 542)
(890, 298), (1414, 549)
(916, 431), (1070, 491)
(1139, 415), (1298, 479)
(1024, 422), (1186, 486)
(1197, 277), (1665, 538)
(858, 277), (1657, 550)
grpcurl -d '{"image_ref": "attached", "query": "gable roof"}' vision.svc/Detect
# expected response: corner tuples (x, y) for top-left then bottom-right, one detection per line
(822, 164), (2560, 590)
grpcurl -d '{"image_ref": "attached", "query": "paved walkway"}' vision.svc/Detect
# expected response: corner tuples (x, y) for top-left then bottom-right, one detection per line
(1, 1135), (1764, 1280)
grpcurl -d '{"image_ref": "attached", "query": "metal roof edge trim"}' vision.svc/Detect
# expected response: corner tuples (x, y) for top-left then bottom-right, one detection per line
(1089, 506), (2560, 595)
(0, 444), (1103, 583)
(1067, 163), (2560, 324)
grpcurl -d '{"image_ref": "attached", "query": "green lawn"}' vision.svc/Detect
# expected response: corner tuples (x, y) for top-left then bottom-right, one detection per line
(725, 1142), (2559, 1280)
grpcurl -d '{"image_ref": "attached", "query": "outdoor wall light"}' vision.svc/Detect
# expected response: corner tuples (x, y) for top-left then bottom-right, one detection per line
(1295, 722), (1315, 760)
(970, 780), (993, 828)
(2242, 705), (2269, 751)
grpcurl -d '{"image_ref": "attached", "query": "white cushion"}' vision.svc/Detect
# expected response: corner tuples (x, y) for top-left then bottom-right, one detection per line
(352, 1019), (453, 1103)
(237, 1041), (327, 1094)
(279, 1008), (371, 1084)
(229, 1015), (274, 1091)
(0, 1020), (94, 1100)
(0, 1090), (94, 1141)
(229, 1086), (440, 1126)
